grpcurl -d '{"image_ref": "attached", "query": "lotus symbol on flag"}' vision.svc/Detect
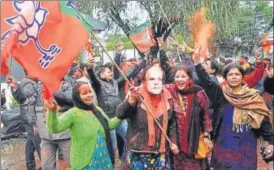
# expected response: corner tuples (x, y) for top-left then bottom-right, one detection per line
(1, 1), (62, 69)
(141, 30), (152, 43)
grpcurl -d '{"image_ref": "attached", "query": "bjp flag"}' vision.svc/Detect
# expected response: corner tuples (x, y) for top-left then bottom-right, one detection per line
(129, 21), (156, 53)
(261, 27), (273, 55)
(1, 1), (89, 99)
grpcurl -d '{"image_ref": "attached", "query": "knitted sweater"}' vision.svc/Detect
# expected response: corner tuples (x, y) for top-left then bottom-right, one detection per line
(46, 107), (121, 169)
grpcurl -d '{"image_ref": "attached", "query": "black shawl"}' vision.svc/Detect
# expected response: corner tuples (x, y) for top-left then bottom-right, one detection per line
(178, 84), (204, 154)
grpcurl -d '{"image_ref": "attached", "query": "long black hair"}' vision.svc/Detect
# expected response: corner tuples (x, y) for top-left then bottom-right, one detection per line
(72, 81), (114, 165)
(223, 62), (245, 79)
(172, 65), (193, 80)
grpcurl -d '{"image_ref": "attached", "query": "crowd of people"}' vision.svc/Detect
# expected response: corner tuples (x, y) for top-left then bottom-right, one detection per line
(6, 38), (274, 170)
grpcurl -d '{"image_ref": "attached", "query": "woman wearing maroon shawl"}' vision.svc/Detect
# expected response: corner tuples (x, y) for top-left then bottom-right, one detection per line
(166, 65), (213, 170)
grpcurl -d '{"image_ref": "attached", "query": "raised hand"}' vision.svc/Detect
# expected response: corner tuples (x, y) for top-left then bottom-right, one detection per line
(6, 75), (18, 89)
(116, 43), (124, 54)
(128, 86), (139, 104)
(44, 98), (57, 112)
(152, 19), (175, 41)
(87, 57), (96, 69)
(150, 18), (176, 57)
(254, 48), (262, 62)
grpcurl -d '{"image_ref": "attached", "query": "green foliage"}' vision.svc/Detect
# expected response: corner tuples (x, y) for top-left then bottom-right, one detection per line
(106, 35), (134, 50)
(175, 34), (185, 44)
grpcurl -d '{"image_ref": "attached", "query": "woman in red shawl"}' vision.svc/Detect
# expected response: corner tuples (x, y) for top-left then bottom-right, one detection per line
(165, 65), (213, 170)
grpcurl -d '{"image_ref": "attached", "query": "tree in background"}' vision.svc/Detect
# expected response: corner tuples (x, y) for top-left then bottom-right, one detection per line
(76, 1), (273, 58)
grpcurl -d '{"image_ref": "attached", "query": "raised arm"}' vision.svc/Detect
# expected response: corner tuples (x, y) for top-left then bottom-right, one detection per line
(9, 79), (38, 126)
(159, 50), (173, 84)
(11, 80), (37, 105)
(130, 58), (147, 79)
(116, 86), (138, 119)
(194, 63), (223, 106)
(45, 100), (74, 133)
(114, 52), (123, 80)
(193, 49), (223, 105)
(244, 61), (264, 88)
(87, 58), (102, 94)
(113, 43), (125, 79)
(244, 50), (265, 87)
(46, 110), (74, 133)
(117, 58), (147, 87)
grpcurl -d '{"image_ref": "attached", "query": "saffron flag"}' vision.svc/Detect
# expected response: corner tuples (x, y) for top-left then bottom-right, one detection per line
(60, 1), (97, 57)
(1, 1), (89, 99)
(261, 27), (273, 55)
(129, 21), (156, 53)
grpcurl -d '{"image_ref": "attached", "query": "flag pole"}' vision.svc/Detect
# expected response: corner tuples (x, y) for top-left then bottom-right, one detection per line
(6, 58), (14, 89)
(8, 57), (13, 75)
(90, 31), (173, 145)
